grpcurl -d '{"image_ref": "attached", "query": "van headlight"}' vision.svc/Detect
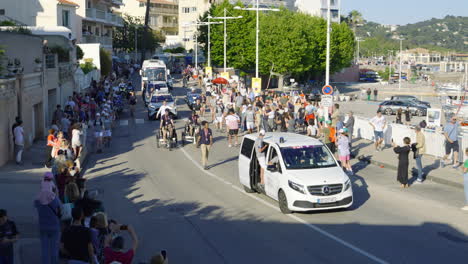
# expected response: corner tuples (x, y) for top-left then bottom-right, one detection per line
(344, 179), (351, 192)
(288, 180), (305, 194)
(149, 105), (156, 109)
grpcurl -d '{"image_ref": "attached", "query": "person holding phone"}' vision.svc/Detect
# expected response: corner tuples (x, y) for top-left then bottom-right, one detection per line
(103, 222), (138, 264)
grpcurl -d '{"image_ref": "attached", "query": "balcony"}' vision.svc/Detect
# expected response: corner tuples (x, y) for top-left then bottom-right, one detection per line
(85, 8), (123, 27)
(150, 7), (178, 15)
(82, 35), (113, 47)
(162, 22), (178, 28)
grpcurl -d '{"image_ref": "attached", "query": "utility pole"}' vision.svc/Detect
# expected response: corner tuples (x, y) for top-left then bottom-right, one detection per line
(142, 0), (151, 62)
(255, 0), (259, 78)
(224, 8), (227, 72)
(325, 0), (331, 85)
(399, 38), (403, 90)
(208, 16), (211, 67)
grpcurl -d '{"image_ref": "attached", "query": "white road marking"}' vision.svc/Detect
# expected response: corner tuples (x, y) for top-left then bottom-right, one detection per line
(135, 119), (145, 124)
(179, 147), (388, 264)
(120, 120), (129, 126)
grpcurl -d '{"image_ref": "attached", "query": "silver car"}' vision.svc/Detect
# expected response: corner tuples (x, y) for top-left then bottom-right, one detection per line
(147, 93), (178, 120)
(378, 100), (427, 116)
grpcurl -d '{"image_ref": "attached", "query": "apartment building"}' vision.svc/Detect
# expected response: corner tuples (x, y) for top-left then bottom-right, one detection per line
(295, 0), (341, 22)
(120, 0), (178, 40)
(76, 0), (124, 51)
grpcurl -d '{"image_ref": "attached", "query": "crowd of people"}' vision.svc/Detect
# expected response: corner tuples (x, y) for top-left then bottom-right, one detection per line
(185, 74), (356, 176)
(187, 70), (466, 196)
(1, 62), (168, 264)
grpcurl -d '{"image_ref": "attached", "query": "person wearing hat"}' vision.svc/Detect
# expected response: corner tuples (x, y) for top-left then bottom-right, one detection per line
(255, 130), (268, 187)
(336, 128), (353, 174)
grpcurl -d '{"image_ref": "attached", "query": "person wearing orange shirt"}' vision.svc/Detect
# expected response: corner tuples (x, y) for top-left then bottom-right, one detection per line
(45, 129), (56, 168)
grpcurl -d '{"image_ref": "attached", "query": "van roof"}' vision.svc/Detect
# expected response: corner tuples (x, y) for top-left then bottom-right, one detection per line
(142, 59), (166, 68)
(244, 132), (323, 148)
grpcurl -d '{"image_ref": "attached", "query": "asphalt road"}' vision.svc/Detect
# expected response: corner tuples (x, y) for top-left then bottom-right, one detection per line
(82, 76), (468, 264)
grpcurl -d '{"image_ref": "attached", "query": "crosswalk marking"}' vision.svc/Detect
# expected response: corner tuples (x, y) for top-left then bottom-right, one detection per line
(120, 120), (129, 126)
(135, 118), (145, 124)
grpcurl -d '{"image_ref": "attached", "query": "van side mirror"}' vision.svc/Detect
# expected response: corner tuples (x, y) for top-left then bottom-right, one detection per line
(267, 164), (278, 172)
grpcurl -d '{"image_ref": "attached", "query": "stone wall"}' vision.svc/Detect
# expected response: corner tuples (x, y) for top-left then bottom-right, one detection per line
(0, 79), (19, 166)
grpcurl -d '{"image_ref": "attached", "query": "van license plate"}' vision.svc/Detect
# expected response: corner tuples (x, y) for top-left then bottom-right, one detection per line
(317, 197), (336, 204)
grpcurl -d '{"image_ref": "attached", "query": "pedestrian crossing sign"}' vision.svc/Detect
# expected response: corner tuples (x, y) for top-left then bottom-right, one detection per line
(205, 67), (212, 77)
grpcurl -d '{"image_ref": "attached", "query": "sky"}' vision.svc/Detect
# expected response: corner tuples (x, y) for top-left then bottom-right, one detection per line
(341, 0), (468, 25)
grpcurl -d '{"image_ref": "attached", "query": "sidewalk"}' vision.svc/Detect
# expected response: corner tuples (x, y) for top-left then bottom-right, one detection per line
(352, 138), (464, 189)
(0, 134), (92, 264)
(0, 140), (47, 264)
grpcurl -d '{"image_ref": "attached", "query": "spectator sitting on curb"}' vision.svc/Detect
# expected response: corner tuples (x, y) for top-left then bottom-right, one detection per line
(0, 209), (19, 264)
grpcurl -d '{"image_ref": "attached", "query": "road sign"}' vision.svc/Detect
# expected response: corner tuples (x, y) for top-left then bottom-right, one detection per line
(221, 72), (230, 80)
(322, 85), (333, 95)
(205, 67), (212, 77)
(252, 77), (262, 94)
(321, 95), (333, 107)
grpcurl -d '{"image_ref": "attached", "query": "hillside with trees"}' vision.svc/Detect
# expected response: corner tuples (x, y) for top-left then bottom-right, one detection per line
(345, 13), (468, 57)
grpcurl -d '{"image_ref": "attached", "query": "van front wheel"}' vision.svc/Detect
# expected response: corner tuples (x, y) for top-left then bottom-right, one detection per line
(278, 190), (292, 214)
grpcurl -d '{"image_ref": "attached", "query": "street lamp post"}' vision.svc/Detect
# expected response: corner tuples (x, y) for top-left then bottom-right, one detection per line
(235, 2), (279, 78)
(325, 0), (331, 86)
(210, 9), (243, 73)
(186, 21), (223, 70)
(399, 38), (403, 90)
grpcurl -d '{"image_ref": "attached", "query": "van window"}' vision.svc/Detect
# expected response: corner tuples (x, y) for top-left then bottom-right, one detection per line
(280, 145), (336, 170)
(241, 138), (255, 158)
(268, 147), (282, 173)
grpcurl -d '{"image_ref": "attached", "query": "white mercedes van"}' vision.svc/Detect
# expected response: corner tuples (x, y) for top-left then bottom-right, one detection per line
(238, 132), (353, 214)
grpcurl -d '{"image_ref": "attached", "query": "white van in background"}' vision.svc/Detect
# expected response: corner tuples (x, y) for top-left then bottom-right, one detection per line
(238, 133), (353, 214)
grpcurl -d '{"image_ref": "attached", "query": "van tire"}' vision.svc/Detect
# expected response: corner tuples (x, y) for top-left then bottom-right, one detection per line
(278, 190), (292, 214)
(243, 186), (255, 193)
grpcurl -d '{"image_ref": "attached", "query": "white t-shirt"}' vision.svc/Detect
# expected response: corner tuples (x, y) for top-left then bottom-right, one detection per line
(225, 114), (240, 130)
(370, 115), (386, 132)
(14, 126), (24, 145)
(66, 100), (76, 108)
(72, 129), (82, 146)
(307, 125), (317, 137)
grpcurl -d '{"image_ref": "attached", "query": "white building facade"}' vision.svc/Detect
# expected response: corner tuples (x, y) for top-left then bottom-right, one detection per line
(295, 0), (341, 22)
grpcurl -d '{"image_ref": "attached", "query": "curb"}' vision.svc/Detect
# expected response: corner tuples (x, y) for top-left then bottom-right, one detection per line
(362, 157), (464, 190)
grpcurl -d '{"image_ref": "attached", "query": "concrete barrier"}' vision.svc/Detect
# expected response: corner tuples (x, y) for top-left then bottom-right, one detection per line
(353, 116), (467, 163)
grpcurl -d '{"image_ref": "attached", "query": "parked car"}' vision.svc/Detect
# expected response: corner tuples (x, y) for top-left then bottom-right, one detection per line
(390, 95), (431, 108)
(185, 92), (201, 110)
(379, 100), (427, 116)
(147, 93), (178, 120)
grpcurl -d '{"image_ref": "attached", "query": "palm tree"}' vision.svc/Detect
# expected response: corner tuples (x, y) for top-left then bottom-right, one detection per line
(347, 10), (364, 35)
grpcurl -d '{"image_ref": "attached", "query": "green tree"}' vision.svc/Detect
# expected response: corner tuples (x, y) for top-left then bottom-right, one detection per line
(346, 10), (364, 34)
(197, 0), (255, 71)
(76, 45), (84, 60)
(113, 15), (165, 53)
(197, 1), (355, 79)
(100, 48), (112, 76)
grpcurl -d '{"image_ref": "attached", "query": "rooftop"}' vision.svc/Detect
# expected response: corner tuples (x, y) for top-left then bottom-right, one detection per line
(57, 0), (79, 6)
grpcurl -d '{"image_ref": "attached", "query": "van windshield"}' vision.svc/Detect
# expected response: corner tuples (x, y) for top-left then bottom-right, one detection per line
(280, 145), (337, 170)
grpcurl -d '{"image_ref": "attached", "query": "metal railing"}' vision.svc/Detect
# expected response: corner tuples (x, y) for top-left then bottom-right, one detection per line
(86, 8), (123, 26)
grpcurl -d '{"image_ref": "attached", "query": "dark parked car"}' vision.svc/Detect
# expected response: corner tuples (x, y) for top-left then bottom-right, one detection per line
(378, 100), (428, 116)
(185, 92), (201, 110)
(390, 95), (431, 108)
